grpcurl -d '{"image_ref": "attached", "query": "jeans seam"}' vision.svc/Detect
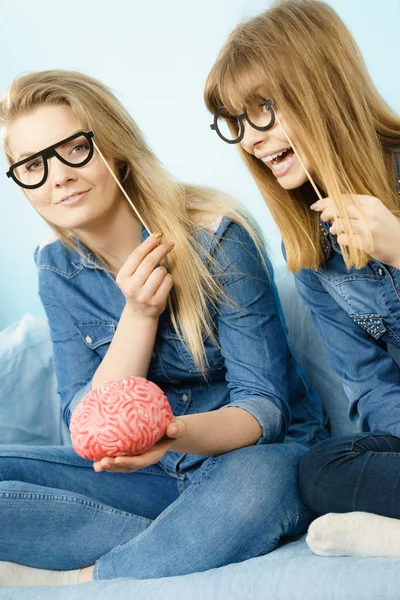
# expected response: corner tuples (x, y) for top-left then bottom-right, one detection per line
(0, 491), (152, 523)
(0, 454), (174, 477)
(0, 453), (92, 467)
(350, 434), (400, 455)
(351, 450), (400, 456)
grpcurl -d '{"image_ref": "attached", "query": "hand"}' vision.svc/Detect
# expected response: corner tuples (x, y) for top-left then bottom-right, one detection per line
(311, 194), (400, 268)
(116, 233), (175, 319)
(93, 417), (186, 473)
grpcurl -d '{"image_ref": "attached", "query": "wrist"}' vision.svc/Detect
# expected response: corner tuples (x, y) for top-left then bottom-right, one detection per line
(122, 304), (160, 325)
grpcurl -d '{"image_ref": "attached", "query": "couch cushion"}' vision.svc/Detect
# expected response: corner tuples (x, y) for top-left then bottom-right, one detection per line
(0, 315), (62, 445)
(1, 535), (399, 600)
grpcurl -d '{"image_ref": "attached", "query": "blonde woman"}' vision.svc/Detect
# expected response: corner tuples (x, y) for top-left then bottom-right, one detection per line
(205, 0), (400, 558)
(0, 70), (327, 586)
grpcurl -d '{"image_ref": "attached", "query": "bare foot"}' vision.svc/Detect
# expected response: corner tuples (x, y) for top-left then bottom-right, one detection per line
(78, 565), (94, 584)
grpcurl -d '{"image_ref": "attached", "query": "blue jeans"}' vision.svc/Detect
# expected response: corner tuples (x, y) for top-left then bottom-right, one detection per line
(299, 433), (400, 517)
(0, 442), (310, 580)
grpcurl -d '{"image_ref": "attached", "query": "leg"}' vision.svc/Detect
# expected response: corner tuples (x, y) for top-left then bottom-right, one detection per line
(94, 441), (311, 580)
(299, 433), (400, 516)
(299, 434), (400, 557)
(0, 446), (180, 569)
(0, 445), (178, 519)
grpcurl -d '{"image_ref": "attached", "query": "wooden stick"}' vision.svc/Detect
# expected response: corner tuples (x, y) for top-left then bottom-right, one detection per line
(275, 114), (324, 202)
(93, 141), (152, 234)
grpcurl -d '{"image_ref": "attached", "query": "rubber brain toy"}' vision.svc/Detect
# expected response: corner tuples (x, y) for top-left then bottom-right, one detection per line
(70, 376), (173, 461)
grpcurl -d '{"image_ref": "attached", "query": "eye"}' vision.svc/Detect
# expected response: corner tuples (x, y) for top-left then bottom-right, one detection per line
(71, 143), (90, 154)
(261, 99), (274, 113)
(25, 159), (44, 172)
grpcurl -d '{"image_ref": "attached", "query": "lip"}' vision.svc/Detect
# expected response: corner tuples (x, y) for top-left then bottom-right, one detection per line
(255, 147), (291, 162)
(269, 152), (296, 178)
(57, 190), (89, 205)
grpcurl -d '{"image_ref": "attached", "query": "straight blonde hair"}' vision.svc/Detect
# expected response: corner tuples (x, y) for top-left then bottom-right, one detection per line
(205, 0), (400, 272)
(1, 70), (267, 374)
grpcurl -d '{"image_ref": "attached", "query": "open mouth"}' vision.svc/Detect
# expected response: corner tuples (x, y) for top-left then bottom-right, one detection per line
(262, 147), (294, 166)
(260, 147), (296, 176)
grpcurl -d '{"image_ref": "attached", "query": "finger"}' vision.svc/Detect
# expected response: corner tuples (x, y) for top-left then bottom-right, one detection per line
(319, 206), (339, 222)
(151, 273), (174, 306)
(310, 199), (329, 211)
(329, 218), (363, 235)
(93, 457), (116, 471)
(133, 241), (175, 287)
(315, 196), (360, 220)
(137, 265), (170, 301)
(117, 233), (164, 280)
(165, 419), (185, 439)
(336, 233), (365, 249)
(115, 440), (173, 468)
(345, 205), (363, 220)
(105, 466), (136, 473)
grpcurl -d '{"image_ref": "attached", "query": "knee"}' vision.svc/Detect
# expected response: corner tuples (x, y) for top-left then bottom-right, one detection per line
(217, 444), (308, 525)
(299, 436), (358, 514)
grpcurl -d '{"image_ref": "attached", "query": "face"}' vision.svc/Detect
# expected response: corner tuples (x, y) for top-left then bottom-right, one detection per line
(240, 102), (315, 190)
(7, 104), (124, 230)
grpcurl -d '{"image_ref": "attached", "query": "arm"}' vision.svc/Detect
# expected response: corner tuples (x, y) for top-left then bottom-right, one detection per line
(295, 268), (400, 435)
(194, 221), (290, 448)
(91, 308), (159, 388)
(91, 235), (174, 388)
(95, 221), (292, 472)
(36, 234), (173, 427)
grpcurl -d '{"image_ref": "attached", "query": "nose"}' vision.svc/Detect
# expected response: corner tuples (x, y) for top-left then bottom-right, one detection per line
(48, 156), (78, 187)
(240, 121), (269, 155)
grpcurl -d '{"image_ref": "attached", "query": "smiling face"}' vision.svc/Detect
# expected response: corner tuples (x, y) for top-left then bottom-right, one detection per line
(7, 104), (124, 231)
(240, 102), (315, 190)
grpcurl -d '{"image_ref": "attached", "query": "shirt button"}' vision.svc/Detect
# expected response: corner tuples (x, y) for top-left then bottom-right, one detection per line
(378, 268), (384, 276)
(152, 351), (157, 358)
(182, 393), (189, 402)
(85, 335), (92, 344)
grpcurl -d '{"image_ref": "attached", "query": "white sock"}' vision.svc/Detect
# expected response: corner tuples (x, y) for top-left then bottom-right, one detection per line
(0, 561), (80, 587)
(307, 512), (400, 558)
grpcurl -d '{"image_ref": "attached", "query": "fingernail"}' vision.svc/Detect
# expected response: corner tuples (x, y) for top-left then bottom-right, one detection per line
(169, 241), (175, 247)
(153, 231), (163, 239)
(310, 204), (316, 210)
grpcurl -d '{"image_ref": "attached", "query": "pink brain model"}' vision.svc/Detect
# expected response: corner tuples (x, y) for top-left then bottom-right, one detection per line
(70, 376), (173, 461)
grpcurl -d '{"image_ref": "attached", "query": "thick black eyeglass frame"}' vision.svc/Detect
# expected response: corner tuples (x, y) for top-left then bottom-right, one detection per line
(6, 130), (95, 190)
(210, 98), (276, 145)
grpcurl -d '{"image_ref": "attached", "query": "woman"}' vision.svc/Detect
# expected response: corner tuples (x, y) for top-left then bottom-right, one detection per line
(0, 69), (327, 585)
(205, 0), (400, 558)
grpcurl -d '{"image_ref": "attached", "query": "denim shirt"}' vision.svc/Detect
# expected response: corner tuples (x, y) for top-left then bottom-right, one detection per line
(35, 216), (327, 473)
(295, 155), (400, 437)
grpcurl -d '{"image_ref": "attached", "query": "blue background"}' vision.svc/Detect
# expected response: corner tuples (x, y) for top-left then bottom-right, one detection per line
(0, 0), (399, 328)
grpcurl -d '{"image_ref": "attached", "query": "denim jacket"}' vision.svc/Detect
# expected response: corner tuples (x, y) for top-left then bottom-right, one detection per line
(35, 216), (327, 472)
(295, 155), (400, 437)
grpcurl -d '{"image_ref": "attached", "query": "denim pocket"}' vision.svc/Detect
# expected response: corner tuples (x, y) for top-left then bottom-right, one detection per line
(75, 321), (116, 350)
(349, 313), (387, 340)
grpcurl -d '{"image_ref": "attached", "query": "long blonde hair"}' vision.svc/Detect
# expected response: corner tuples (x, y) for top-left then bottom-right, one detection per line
(205, 0), (400, 272)
(1, 69), (266, 373)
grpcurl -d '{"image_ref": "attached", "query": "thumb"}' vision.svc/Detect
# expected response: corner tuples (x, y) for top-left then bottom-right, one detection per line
(166, 418), (185, 439)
